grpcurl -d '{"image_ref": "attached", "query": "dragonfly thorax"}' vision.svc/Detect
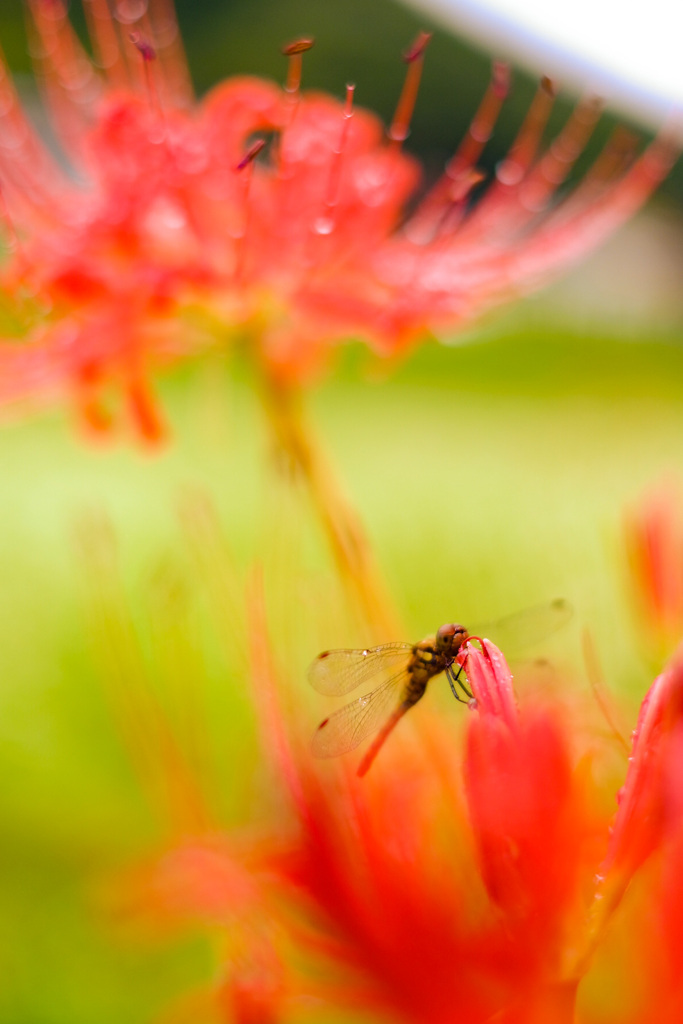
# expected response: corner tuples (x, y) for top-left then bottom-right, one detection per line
(407, 624), (468, 693)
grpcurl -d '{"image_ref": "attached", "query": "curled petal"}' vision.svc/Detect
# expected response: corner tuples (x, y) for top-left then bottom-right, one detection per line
(461, 638), (517, 727)
(602, 655), (683, 881)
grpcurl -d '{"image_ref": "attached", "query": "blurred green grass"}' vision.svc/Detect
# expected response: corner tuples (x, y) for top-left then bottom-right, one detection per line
(1, 319), (683, 1019)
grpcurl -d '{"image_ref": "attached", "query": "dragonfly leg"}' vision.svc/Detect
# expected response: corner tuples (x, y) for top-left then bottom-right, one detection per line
(452, 659), (474, 699)
(446, 662), (472, 703)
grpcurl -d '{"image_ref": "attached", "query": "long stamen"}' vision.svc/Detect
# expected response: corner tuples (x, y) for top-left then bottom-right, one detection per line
(496, 75), (556, 187)
(279, 36), (314, 165)
(541, 126), (641, 234)
(389, 31), (431, 147)
(435, 167), (486, 239)
(112, 0), (148, 89)
(28, 0), (102, 139)
(130, 29), (156, 64)
(520, 94), (602, 212)
(407, 61), (508, 242)
(83, 0), (128, 88)
(314, 83), (355, 236)
(281, 37), (314, 98)
(236, 138), (267, 172)
(0, 40), (68, 214)
(278, 37), (314, 180)
(145, 0), (194, 106)
(234, 138), (266, 280)
(130, 30), (163, 124)
(576, 126), (639, 194)
(446, 60), (509, 179)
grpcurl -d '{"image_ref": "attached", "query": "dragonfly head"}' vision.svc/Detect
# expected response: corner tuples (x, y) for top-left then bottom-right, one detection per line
(435, 623), (468, 656)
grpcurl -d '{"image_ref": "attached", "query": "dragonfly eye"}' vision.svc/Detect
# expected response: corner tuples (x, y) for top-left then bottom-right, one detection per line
(436, 623), (468, 653)
(436, 623), (457, 650)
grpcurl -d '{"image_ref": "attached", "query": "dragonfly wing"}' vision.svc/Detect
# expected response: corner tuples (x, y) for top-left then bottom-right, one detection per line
(311, 669), (408, 758)
(308, 642), (413, 696)
(471, 598), (572, 654)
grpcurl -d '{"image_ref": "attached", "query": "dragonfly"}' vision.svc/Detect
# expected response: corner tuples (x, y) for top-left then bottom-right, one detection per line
(309, 598), (571, 777)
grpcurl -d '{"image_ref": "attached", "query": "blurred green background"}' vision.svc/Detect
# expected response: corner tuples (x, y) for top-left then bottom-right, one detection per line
(1, 1), (683, 1022)
(2, 0), (682, 198)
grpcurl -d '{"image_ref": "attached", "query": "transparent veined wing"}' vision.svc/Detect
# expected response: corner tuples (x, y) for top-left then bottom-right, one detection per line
(308, 641), (413, 696)
(471, 598), (572, 654)
(311, 669), (408, 758)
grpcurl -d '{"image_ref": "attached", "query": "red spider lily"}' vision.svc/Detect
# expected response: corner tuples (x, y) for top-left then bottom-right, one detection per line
(267, 643), (683, 1023)
(265, 644), (598, 1024)
(0, 1), (677, 440)
(115, 622), (683, 1023)
(577, 654), (683, 1022)
(601, 657), (683, 883)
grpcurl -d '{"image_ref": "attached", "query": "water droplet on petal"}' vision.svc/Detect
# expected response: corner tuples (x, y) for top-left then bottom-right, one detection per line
(314, 216), (334, 235)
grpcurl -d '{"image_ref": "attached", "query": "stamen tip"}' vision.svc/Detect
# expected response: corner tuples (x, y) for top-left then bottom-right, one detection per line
(492, 61), (510, 99)
(541, 75), (556, 98)
(402, 31), (432, 64)
(129, 31), (157, 62)
(281, 37), (315, 57)
(582, 95), (604, 119)
(235, 138), (267, 171)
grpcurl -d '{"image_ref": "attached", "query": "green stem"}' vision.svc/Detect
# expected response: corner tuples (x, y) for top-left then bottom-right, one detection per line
(260, 375), (401, 638)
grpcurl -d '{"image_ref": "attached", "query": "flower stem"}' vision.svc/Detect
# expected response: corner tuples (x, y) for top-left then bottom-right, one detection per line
(566, 874), (628, 982)
(260, 375), (401, 638)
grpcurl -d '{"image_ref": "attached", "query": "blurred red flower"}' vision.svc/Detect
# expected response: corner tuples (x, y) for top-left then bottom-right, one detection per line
(123, 636), (683, 1022)
(264, 643), (593, 1024)
(626, 482), (683, 657)
(115, 837), (289, 1024)
(0, 0), (676, 439)
(270, 642), (683, 1023)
